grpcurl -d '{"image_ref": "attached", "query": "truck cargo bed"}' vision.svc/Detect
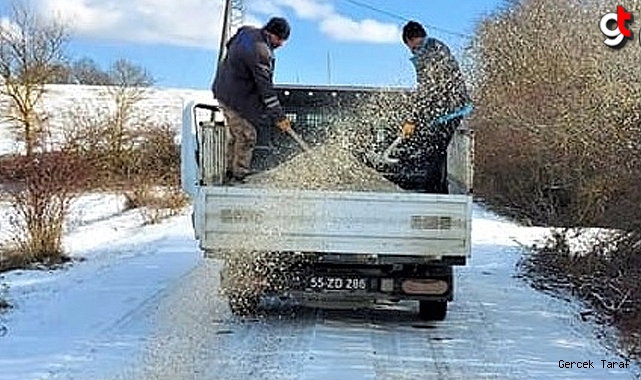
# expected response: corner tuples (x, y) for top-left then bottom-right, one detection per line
(193, 186), (471, 260)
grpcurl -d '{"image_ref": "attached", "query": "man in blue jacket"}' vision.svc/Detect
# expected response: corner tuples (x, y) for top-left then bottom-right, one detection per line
(213, 17), (292, 183)
(397, 21), (473, 193)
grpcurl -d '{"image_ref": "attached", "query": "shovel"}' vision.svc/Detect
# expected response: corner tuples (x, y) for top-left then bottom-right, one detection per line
(364, 134), (404, 167)
(286, 128), (312, 152)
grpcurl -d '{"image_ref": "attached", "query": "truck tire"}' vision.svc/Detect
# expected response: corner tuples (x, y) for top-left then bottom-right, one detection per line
(221, 265), (261, 317)
(419, 300), (447, 321)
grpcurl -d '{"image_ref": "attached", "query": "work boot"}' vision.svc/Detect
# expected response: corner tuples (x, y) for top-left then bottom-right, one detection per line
(223, 170), (234, 185)
(228, 173), (247, 186)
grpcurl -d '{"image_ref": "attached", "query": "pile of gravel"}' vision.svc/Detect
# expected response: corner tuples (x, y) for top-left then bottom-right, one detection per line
(243, 142), (402, 192)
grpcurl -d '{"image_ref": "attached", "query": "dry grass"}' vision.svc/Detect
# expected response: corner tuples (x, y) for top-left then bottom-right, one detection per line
(471, 0), (641, 362)
(0, 246), (29, 273)
(120, 123), (188, 225)
(63, 114), (184, 224)
(124, 183), (189, 225)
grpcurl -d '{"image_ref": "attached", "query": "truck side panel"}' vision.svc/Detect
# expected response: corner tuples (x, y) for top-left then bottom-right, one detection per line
(447, 124), (474, 195)
(195, 187), (471, 258)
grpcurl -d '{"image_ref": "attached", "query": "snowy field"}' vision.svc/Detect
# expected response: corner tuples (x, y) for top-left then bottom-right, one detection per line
(0, 84), (212, 156)
(0, 196), (639, 380)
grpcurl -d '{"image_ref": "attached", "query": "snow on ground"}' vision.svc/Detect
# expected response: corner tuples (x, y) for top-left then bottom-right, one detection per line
(0, 192), (130, 251)
(0, 200), (639, 380)
(0, 128), (16, 157)
(0, 196), (200, 380)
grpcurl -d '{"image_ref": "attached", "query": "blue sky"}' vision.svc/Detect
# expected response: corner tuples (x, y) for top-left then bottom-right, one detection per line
(0, 0), (504, 90)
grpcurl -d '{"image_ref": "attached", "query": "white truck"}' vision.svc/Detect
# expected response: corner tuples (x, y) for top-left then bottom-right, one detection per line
(180, 85), (473, 320)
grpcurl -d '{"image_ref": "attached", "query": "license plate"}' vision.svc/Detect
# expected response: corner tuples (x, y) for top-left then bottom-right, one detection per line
(307, 276), (369, 292)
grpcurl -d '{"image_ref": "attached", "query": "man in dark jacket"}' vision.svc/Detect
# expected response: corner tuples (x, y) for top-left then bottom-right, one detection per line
(213, 17), (293, 183)
(397, 21), (473, 193)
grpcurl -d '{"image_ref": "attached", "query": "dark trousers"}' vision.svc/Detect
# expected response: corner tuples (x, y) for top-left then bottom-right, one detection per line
(396, 118), (460, 193)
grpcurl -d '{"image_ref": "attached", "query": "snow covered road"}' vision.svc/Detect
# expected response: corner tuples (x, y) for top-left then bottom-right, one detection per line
(0, 204), (639, 380)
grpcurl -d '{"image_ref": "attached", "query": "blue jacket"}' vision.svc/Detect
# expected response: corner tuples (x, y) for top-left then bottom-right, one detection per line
(212, 26), (286, 127)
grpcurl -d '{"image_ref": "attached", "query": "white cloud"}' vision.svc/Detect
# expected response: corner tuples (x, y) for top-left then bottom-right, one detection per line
(275, 0), (334, 20)
(30, 0), (399, 48)
(38, 0), (121, 32)
(35, 0), (224, 49)
(247, 0), (284, 17)
(249, 0), (399, 44)
(320, 15), (399, 43)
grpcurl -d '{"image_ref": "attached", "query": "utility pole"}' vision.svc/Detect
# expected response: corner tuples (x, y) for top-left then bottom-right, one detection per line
(327, 51), (333, 85)
(217, 0), (245, 66)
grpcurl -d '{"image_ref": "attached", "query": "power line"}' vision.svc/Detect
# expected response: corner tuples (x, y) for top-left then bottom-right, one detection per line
(341, 0), (407, 22)
(339, 0), (472, 39)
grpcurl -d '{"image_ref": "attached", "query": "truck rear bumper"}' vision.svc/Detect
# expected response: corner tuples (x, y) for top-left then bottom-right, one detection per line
(288, 290), (451, 303)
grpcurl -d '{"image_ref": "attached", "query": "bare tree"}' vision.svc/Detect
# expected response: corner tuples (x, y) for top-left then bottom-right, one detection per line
(107, 58), (155, 132)
(70, 57), (112, 85)
(0, 0), (69, 157)
(101, 59), (155, 181)
(48, 62), (72, 84)
(44, 57), (117, 85)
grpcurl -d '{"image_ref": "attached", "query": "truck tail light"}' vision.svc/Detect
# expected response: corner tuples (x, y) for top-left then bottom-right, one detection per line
(401, 279), (448, 295)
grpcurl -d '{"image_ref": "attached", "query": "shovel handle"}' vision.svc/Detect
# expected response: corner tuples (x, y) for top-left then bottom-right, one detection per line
(287, 129), (312, 152)
(381, 135), (403, 164)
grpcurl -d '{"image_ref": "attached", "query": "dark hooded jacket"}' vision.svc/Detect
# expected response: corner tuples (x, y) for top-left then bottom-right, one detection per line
(212, 26), (286, 127)
(395, 37), (472, 178)
(409, 37), (471, 124)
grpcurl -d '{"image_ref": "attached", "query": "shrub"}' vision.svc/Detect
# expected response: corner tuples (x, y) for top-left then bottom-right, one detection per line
(0, 150), (89, 265)
(469, 0), (641, 228)
(519, 229), (641, 357)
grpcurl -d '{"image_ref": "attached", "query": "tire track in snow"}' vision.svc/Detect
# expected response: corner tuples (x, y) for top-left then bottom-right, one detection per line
(369, 306), (442, 380)
(205, 309), (317, 380)
(368, 305), (456, 380)
(133, 257), (319, 380)
(368, 311), (404, 380)
(451, 258), (522, 379)
(125, 258), (229, 380)
(302, 307), (378, 380)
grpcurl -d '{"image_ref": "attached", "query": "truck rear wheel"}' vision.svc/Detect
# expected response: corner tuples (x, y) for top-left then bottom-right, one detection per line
(220, 260), (261, 317)
(419, 300), (447, 321)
